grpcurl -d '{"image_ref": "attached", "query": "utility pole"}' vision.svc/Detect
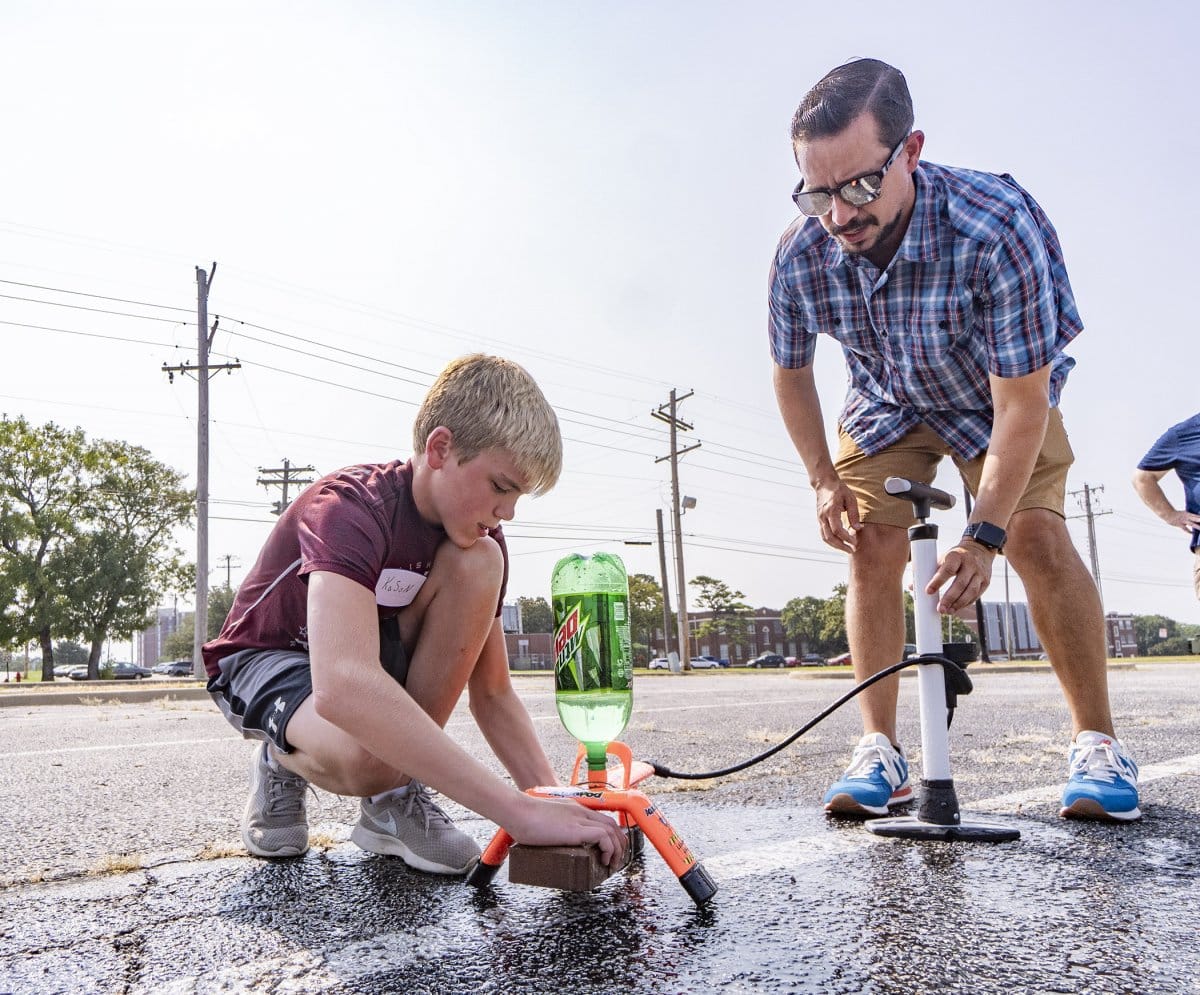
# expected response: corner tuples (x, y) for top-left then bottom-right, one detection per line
(652, 389), (700, 671)
(258, 459), (316, 515)
(655, 508), (673, 657)
(216, 554), (241, 590)
(162, 263), (240, 677)
(1069, 482), (1111, 616)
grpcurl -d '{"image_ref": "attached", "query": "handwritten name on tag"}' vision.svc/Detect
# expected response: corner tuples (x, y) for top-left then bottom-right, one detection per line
(375, 568), (427, 607)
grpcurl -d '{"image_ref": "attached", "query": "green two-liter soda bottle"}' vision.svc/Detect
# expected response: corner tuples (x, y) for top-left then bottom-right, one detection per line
(551, 552), (633, 771)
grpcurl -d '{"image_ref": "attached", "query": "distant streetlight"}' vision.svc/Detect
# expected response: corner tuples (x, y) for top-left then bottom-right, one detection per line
(681, 495), (697, 514)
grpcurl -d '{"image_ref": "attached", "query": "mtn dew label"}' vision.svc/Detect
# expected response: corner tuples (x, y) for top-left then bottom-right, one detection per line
(552, 592), (632, 693)
(551, 553), (632, 765)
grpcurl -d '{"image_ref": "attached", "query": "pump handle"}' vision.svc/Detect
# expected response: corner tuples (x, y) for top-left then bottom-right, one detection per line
(884, 476), (955, 511)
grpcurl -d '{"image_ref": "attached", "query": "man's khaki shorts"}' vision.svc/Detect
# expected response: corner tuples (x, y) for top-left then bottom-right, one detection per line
(834, 408), (1074, 529)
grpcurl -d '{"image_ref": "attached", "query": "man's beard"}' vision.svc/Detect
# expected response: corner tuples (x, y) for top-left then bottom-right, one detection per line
(832, 206), (903, 258)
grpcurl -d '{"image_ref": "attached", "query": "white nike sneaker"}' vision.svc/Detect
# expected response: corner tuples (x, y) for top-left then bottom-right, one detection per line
(350, 782), (481, 875)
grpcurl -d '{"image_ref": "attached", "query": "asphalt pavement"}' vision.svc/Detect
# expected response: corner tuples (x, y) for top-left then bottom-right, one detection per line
(2, 663), (1198, 994)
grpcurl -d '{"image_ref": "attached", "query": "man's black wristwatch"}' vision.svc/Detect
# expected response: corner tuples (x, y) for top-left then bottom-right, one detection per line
(961, 521), (1007, 552)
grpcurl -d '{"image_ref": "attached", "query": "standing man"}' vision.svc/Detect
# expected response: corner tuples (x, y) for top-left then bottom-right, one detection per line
(1133, 412), (1200, 600)
(768, 58), (1139, 822)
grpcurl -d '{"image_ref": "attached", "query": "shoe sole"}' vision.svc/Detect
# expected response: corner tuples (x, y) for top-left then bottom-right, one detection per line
(824, 784), (914, 818)
(1059, 798), (1142, 822)
(350, 824), (478, 875)
(241, 826), (309, 858)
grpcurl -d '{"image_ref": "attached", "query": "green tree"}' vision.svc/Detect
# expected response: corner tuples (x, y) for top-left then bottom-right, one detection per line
(162, 619), (194, 662)
(1133, 614), (1177, 655)
(819, 583), (849, 652)
(627, 572), (664, 663)
(517, 595), (553, 633)
(162, 586), (239, 662)
(53, 640), (88, 667)
(50, 440), (194, 678)
(781, 595), (828, 655)
(690, 575), (754, 647)
(0, 417), (91, 678)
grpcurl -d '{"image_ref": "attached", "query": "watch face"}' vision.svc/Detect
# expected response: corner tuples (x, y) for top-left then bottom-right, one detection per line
(965, 523), (1006, 550)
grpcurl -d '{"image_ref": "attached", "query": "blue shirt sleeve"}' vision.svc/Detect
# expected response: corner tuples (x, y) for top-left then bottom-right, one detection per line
(981, 207), (1060, 379)
(1138, 426), (1181, 471)
(768, 248), (817, 369)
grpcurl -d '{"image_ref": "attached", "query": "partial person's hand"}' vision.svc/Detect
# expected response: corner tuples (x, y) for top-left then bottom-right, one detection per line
(814, 480), (862, 553)
(927, 541), (996, 614)
(1168, 509), (1200, 534)
(506, 795), (628, 867)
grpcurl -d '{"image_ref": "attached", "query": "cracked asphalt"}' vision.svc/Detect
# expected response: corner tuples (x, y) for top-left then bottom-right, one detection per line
(2, 663), (1198, 994)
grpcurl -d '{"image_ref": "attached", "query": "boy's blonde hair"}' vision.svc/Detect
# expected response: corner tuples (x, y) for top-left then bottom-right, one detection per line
(413, 354), (562, 496)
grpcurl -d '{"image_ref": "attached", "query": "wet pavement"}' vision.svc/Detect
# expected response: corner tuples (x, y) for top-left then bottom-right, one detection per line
(2, 664), (1199, 994)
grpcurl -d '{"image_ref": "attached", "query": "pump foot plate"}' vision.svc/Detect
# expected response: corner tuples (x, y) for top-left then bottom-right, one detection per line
(866, 816), (1019, 843)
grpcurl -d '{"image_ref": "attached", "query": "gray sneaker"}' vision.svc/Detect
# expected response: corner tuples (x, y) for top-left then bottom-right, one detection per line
(242, 742), (309, 858)
(350, 781), (481, 875)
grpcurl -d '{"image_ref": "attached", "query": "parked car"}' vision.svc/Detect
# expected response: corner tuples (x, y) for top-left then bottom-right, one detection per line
(903, 643), (919, 660)
(689, 655), (723, 670)
(800, 653), (826, 666)
(113, 662), (153, 679)
(53, 664), (78, 678)
(746, 652), (786, 669)
(155, 660), (194, 677)
(69, 661), (152, 681)
(647, 657), (671, 670)
(827, 651), (853, 667)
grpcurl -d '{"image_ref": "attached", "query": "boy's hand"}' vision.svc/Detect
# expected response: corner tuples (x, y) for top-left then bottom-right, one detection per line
(506, 795), (628, 867)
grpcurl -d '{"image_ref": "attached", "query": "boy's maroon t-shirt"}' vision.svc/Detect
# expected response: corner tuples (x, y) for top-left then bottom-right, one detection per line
(201, 459), (508, 678)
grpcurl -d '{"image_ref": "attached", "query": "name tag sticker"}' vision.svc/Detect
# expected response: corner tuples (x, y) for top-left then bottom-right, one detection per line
(375, 569), (426, 607)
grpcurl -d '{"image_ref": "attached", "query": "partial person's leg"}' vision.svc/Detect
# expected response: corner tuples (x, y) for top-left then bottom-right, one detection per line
(845, 524), (911, 743)
(960, 408), (1139, 821)
(1004, 510), (1112, 737)
(823, 425), (945, 816)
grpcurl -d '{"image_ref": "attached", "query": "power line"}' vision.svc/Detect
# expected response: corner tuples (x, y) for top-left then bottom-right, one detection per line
(0, 277), (191, 313)
(0, 292), (190, 323)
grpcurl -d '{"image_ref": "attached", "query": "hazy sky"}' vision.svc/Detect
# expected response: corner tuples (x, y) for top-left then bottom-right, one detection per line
(3, 1), (1197, 632)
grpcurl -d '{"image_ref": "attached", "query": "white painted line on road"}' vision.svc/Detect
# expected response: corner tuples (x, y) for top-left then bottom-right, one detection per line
(525, 697), (815, 721)
(971, 752), (1200, 813)
(6, 736), (240, 759)
(3, 697), (819, 759)
(140, 911), (481, 995)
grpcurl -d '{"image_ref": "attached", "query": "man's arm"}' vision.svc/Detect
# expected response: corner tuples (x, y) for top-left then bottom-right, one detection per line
(468, 617), (558, 790)
(1132, 467), (1200, 533)
(306, 571), (625, 861)
(928, 365), (1051, 613)
(772, 362), (861, 552)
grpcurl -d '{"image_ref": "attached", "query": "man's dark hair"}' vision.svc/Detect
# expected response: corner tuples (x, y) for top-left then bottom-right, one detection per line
(790, 58), (913, 149)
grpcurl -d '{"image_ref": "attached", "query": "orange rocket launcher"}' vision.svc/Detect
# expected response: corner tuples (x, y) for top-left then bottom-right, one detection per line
(465, 740), (718, 907)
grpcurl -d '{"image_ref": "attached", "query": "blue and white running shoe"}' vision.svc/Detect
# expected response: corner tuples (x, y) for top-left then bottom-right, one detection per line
(1060, 730), (1141, 822)
(823, 732), (913, 817)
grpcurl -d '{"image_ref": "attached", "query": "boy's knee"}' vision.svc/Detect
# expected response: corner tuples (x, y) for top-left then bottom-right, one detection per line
(328, 745), (403, 797)
(433, 535), (504, 591)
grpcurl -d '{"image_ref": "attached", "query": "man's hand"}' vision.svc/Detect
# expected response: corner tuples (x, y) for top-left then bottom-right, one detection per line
(1167, 509), (1200, 534)
(815, 480), (863, 553)
(927, 540), (996, 614)
(505, 795), (629, 867)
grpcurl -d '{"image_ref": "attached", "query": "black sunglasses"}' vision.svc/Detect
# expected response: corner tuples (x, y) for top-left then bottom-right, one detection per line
(791, 137), (908, 217)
